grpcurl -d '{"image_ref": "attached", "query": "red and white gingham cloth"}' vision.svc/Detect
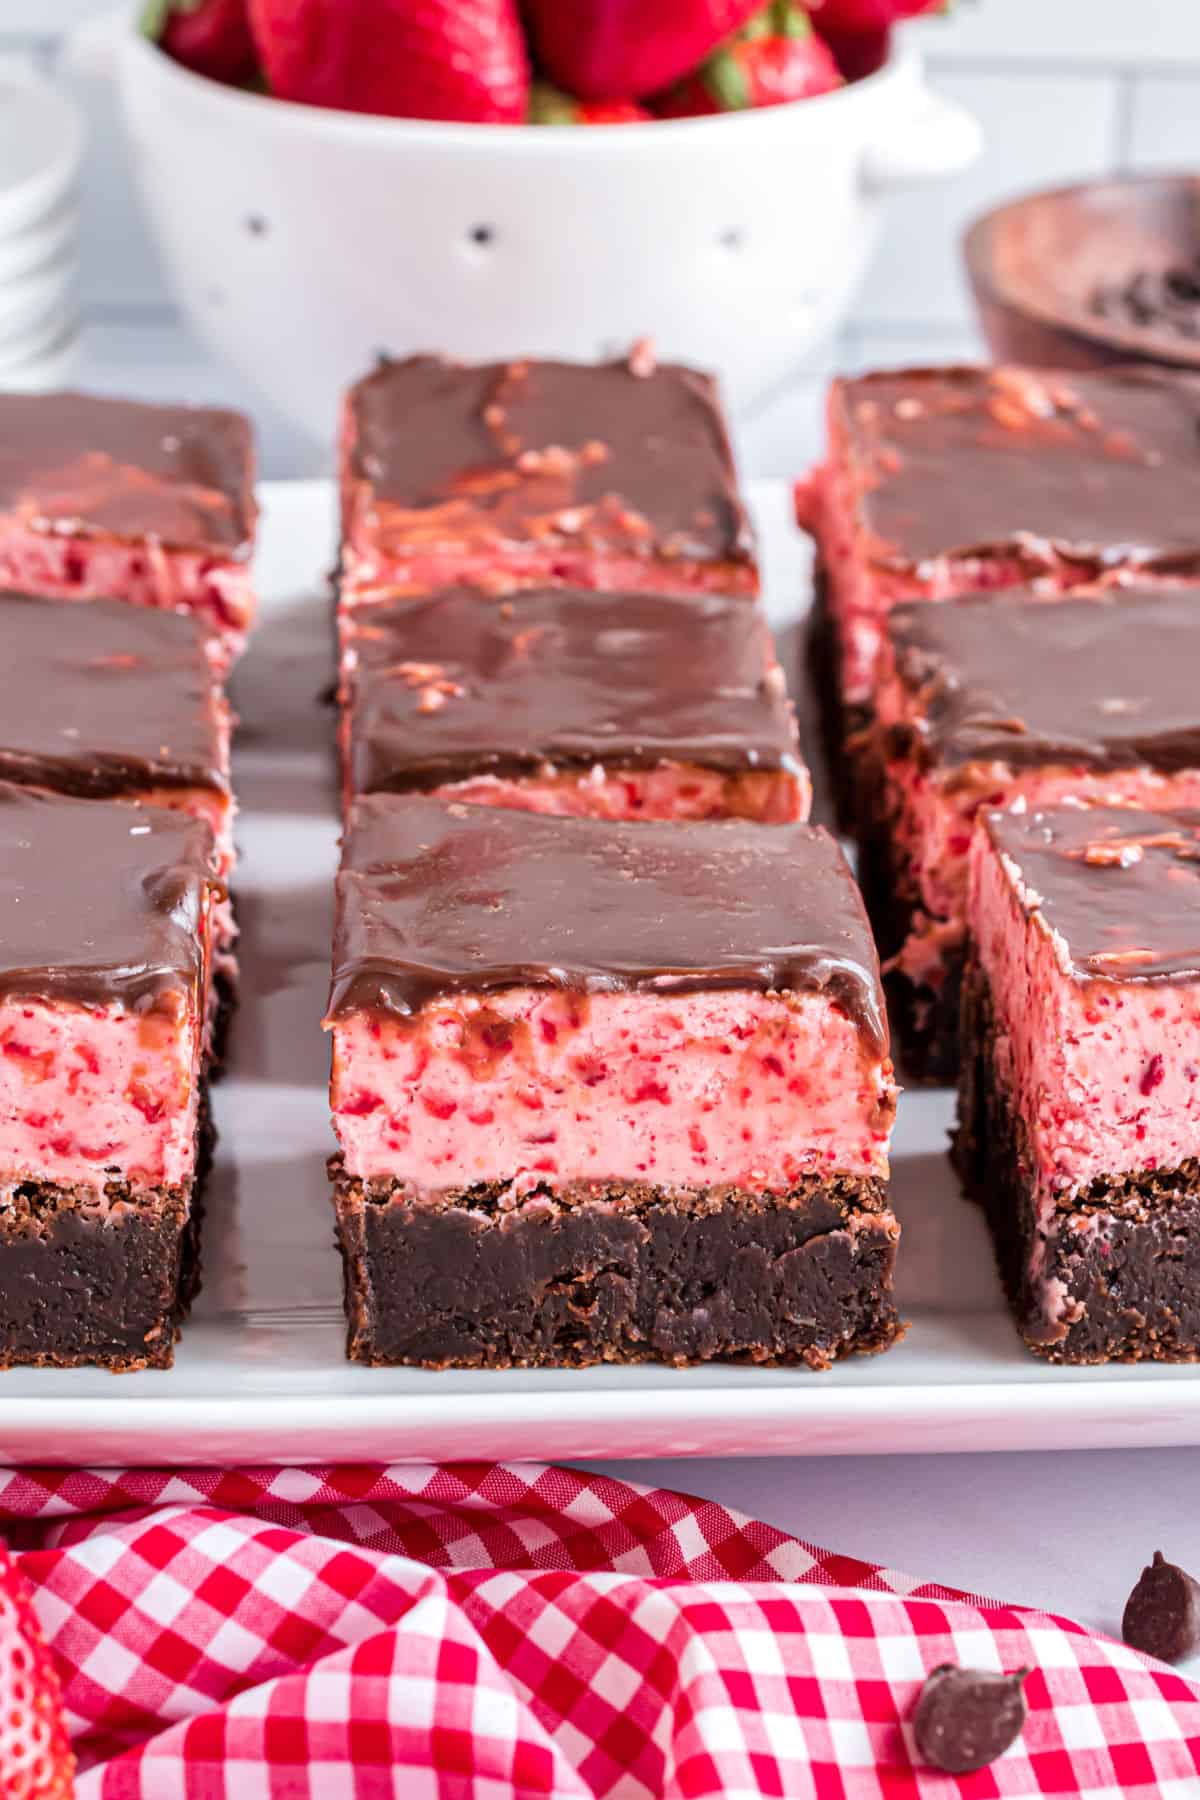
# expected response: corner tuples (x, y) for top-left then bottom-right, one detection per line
(0, 1460), (1197, 1798)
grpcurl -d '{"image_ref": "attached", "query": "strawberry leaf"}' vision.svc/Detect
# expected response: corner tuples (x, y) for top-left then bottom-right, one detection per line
(138, 0), (173, 39)
(139, 0), (204, 35)
(705, 46), (751, 108)
(774, 1), (814, 38)
(528, 80), (578, 124)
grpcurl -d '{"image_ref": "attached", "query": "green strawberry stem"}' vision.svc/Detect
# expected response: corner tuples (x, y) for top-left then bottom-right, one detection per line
(772, 1), (814, 36)
(138, 0), (203, 37)
(528, 80), (580, 124)
(704, 44), (751, 108)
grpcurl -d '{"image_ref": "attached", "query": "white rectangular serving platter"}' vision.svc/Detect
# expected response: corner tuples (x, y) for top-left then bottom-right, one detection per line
(3, 476), (1199, 1466)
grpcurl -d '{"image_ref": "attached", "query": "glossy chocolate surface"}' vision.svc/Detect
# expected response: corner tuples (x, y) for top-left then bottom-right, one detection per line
(0, 591), (227, 796)
(0, 784), (214, 1009)
(346, 353), (754, 564)
(345, 586), (800, 792)
(328, 795), (886, 1048)
(985, 804), (1200, 982)
(889, 586), (1200, 772)
(0, 390), (254, 553)
(836, 365), (1200, 571)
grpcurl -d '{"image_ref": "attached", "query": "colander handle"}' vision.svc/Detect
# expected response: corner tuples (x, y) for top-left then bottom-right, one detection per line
(862, 81), (981, 191)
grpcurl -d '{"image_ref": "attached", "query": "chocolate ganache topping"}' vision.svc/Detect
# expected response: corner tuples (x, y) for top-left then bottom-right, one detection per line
(327, 795), (887, 1050)
(986, 805), (1200, 982)
(0, 784), (216, 1010)
(345, 586), (800, 793)
(838, 365), (1200, 572)
(888, 587), (1200, 773)
(347, 352), (754, 565)
(0, 591), (227, 797)
(0, 390), (255, 553)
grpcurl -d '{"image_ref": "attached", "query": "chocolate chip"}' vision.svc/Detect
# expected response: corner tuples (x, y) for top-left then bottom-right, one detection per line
(912, 1664), (1029, 1774)
(1123, 1552), (1200, 1663)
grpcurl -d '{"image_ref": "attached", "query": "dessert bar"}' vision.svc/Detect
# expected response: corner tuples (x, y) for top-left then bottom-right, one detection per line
(339, 349), (757, 607)
(339, 585), (807, 821)
(0, 588), (233, 866)
(956, 804), (1200, 1363)
(0, 590), (238, 1026)
(0, 390), (256, 664)
(0, 786), (219, 1368)
(796, 364), (1200, 805)
(326, 796), (900, 1369)
(861, 587), (1200, 1079)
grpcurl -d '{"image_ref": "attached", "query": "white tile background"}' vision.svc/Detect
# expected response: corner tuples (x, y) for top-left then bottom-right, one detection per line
(7, 0), (1200, 473)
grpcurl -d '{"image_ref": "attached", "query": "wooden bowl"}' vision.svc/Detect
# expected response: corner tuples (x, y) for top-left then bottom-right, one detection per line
(964, 173), (1200, 371)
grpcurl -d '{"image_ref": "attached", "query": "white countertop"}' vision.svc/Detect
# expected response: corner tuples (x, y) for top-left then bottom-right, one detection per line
(587, 1450), (1200, 1678)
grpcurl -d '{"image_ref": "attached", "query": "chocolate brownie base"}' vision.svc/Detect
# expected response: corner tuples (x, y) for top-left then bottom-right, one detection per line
(331, 1163), (903, 1369)
(0, 1094), (213, 1371)
(854, 760), (963, 1085)
(955, 960), (1200, 1363)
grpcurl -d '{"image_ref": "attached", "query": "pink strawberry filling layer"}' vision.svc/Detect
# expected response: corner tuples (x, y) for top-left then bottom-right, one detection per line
(339, 544), (758, 609)
(330, 987), (895, 1194)
(874, 661), (1200, 993)
(420, 765), (808, 825)
(0, 992), (203, 1192)
(970, 829), (1200, 1197)
(0, 520), (254, 666)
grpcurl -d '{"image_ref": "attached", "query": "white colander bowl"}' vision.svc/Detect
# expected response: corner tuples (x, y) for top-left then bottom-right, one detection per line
(82, 11), (979, 442)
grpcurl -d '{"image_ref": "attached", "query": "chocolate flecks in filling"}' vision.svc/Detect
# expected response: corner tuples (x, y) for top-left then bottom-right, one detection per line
(984, 805), (1200, 983)
(0, 390), (255, 553)
(327, 795), (888, 1052)
(346, 353), (754, 564)
(0, 783), (215, 1011)
(837, 364), (1200, 571)
(345, 586), (800, 794)
(0, 590), (227, 798)
(888, 587), (1200, 774)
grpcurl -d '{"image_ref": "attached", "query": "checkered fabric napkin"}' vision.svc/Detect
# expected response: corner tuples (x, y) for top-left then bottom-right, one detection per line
(0, 1460), (1197, 1798)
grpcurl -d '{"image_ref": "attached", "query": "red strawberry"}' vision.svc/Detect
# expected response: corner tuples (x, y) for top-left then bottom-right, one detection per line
(655, 2), (842, 115)
(523, 0), (764, 103)
(248, 0), (530, 122)
(529, 82), (651, 124)
(808, 0), (945, 79)
(810, 0), (941, 29)
(140, 0), (258, 84)
(0, 1544), (74, 1799)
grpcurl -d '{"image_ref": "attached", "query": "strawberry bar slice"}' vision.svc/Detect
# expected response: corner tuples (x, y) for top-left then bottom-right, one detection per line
(861, 586), (1200, 1081)
(0, 390), (256, 665)
(0, 588), (233, 857)
(339, 585), (807, 822)
(326, 796), (900, 1369)
(796, 364), (1200, 813)
(339, 349), (757, 610)
(0, 786), (219, 1369)
(956, 803), (1200, 1362)
(0, 590), (237, 1033)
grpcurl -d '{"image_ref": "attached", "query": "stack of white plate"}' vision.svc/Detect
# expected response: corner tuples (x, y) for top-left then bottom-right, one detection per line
(0, 72), (84, 391)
